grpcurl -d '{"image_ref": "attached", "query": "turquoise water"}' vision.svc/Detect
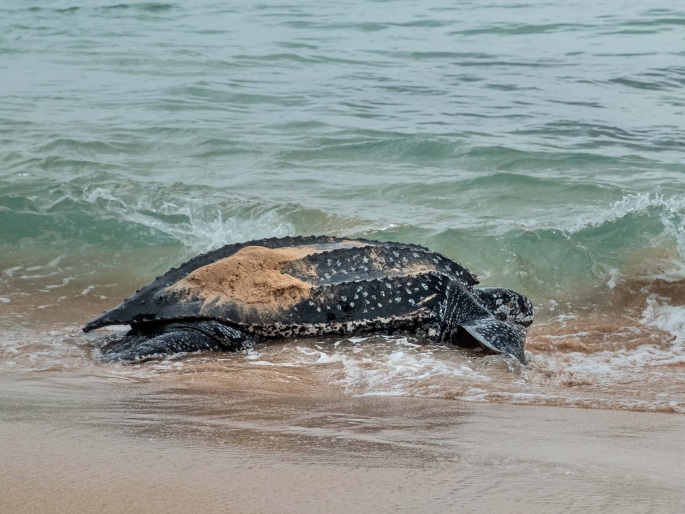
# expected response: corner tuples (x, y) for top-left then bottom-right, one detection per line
(1, 1), (684, 410)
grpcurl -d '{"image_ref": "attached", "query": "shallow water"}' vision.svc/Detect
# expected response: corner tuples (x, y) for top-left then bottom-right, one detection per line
(2, 265), (684, 413)
(1, 0), (685, 448)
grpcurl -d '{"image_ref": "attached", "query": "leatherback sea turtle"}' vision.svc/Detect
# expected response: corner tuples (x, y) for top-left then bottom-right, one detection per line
(84, 236), (534, 363)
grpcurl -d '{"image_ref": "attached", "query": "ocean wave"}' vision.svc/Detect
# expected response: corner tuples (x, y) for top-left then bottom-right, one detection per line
(0, 177), (357, 253)
(2, 172), (684, 304)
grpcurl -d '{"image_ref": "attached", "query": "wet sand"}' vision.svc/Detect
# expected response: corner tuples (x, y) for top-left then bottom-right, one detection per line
(1, 371), (683, 514)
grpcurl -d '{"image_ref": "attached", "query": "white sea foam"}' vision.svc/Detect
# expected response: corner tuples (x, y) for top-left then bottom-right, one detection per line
(84, 187), (125, 205)
(641, 296), (685, 345)
(248, 360), (297, 367)
(48, 255), (66, 268)
(3, 266), (23, 277)
(26, 255), (66, 271)
(333, 348), (489, 397)
(238, 337), (490, 397)
(572, 193), (685, 236)
(44, 276), (74, 290)
(294, 338), (491, 397)
(80, 185), (298, 253)
(80, 285), (95, 296)
(20, 272), (60, 280)
(498, 193), (685, 255)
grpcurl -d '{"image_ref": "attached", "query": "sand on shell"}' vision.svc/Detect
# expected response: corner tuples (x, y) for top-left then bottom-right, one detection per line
(171, 245), (320, 308)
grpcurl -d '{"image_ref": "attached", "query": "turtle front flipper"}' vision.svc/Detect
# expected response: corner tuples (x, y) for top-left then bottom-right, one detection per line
(99, 321), (251, 362)
(457, 317), (527, 364)
(439, 281), (529, 364)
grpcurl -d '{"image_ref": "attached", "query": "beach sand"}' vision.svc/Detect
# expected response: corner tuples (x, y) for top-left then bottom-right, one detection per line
(1, 255), (684, 513)
(1, 370), (683, 514)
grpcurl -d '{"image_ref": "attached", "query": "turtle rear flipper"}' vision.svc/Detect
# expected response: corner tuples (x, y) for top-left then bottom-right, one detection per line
(100, 321), (250, 362)
(459, 317), (527, 364)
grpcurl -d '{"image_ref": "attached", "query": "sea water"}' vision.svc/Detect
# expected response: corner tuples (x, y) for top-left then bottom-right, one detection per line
(1, 0), (684, 412)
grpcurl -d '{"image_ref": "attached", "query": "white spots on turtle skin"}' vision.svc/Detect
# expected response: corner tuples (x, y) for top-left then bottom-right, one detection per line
(471, 287), (534, 330)
(193, 247), (518, 356)
(247, 311), (438, 340)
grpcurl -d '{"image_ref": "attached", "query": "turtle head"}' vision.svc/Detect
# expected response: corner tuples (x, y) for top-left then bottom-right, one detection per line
(472, 287), (534, 330)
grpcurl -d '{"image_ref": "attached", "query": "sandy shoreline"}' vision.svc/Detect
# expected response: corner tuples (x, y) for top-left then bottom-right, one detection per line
(1, 253), (684, 512)
(1, 372), (683, 514)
